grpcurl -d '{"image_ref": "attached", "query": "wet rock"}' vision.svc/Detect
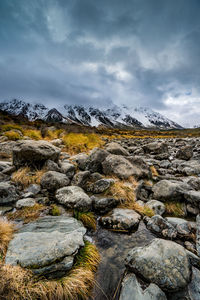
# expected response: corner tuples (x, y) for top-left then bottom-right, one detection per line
(13, 140), (60, 168)
(106, 142), (129, 156)
(176, 145), (193, 160)
(146, 215), (177, 239)
(92, 196), (120, 214)
(41, 171), (70, 191)
(168, 267), (200, 300)
(5, 216), (86, 277)
(0, 182), (18, 204)
(152, 180), (191, 201)
(16, 198), (36, 208)
(101, 208), (141, 231)
(55, 186), (92, 211)
(146, 200), (165, 216)
(119, 273), (167, 300)
(126, 238), (191, 292)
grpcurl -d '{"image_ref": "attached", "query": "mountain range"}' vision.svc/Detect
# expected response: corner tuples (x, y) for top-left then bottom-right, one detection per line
(0, 99), (182, 129)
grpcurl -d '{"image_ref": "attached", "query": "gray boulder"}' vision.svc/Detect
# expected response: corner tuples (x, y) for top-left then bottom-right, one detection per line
(106, 142), (129, 156)
(13, 140), (60, 168)
(119, 273), (167, 300)
(146, 215), (177, 239)
(0, 182), (18, 204)
(143, 142), (168, 154)
(55, 186), (92, 211)
(196, 214), (200, 256)
(176, 145), (193, 160)
(16, 198), (36, 209)
(184, 190), (200, 205)
(41, 171), (70, 191)
(126, 238), (191, 292)
(25, 184), (41, 195)
(102, 154), (137, 179)
(146, 200), (165, 216)
(44, 159), (61, 172)
(177, 160), (200, 176)
(85, 148), (109, 173)
(152, 180), (191, 201)
(5, 216), (86, 277)
(101, 208), (141, 231)
(70, 153), (88, 170)
(87, 179), (114, 194)
(60, 162), (75, 178)
(92, 196), (120, 214)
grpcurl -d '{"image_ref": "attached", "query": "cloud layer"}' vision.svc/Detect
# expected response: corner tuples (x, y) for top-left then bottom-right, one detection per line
(0, 0), (200, 126)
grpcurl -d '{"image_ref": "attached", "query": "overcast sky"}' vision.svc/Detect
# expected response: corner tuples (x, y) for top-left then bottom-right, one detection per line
(0, 0), (200, 127)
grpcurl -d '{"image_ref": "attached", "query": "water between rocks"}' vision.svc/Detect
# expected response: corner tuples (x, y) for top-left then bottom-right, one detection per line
(89, 222), (155, 300)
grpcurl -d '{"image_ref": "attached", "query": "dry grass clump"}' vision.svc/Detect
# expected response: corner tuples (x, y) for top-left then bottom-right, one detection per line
(103, 177), (154, 217)
(0, 241), (100, 300)
(150, 165), (159, 177)
(45, 129), (64, 140)
(22, 129), (42, 140)
(74, 211), (96, 231)
(62, 133), (104, 154)
(12, 167), (46, 187)
(7, 204), (47, 224)
(165, 201), (185, 217)
(0, 219), (15, 259)
(3, 130), (22, 141)
(1, 124), (23, 132)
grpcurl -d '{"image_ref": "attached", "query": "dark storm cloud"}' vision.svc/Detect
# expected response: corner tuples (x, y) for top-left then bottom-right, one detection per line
(0, 0), (200, 125)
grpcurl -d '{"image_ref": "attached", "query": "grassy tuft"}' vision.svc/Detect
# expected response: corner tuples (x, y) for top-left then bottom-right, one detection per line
(3, 130), (22, 140)
(62, 133), (104, 154)
(165, 201), (185, 217)
(150, 165), (159, 177)
(12, 167), (46, 187)
(50, 204), (61, 216)
(22, 129), (42, 140)
(0, 219), (15, 259)
(7, 204), (47, 224)
(103, 177), (154, 217)
(74, 211), (96, 231)
(0, 241), (100, 300)
(1, 124), (23, 132)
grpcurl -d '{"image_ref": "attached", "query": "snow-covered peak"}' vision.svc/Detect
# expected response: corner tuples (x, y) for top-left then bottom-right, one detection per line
(0, 99), (182, 129)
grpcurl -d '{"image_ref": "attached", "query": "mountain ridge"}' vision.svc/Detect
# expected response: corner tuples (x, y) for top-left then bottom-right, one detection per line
(0, 99), (183, 129)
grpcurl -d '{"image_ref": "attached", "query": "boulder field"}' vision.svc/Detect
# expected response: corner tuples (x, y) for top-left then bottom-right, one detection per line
(1, 137), (200, 299)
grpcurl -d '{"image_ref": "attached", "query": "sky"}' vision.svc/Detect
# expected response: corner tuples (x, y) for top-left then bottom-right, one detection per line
(0, 0), (200, 127)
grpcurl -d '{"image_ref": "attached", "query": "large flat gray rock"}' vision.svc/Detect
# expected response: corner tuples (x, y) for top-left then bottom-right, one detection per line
(5, 216), (86, 272)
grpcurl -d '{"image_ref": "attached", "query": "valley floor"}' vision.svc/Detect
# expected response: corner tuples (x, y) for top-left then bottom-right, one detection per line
(0, 120), (200, 299)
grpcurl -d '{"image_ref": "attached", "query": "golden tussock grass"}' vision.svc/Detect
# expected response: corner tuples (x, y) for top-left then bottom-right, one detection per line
(0, 219), (15, 259)
(62, 133), (104, 155)
(3, 130), (22, 141)
(150, 165), (159, 177)
(0, 241), (100, 300)
(45, 129), (64, 140)
(74, 211), (96, 231)
(103, 177), (154, 217)
(22, 129), (42, 140)
(165, 201), (185, 217)
(7, 204), (47, 224)
(12, 167), (46, 187)
(1, 124), (23, 132)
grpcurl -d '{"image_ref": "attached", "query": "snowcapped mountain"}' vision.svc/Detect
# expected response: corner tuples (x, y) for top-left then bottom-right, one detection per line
(0, 99), (182, 129)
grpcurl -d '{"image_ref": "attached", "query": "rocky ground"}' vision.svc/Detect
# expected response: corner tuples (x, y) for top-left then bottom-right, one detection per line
(1, 133), (200, 299)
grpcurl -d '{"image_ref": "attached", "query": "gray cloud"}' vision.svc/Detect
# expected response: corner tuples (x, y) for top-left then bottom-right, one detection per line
(0, 0), (200, 126)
